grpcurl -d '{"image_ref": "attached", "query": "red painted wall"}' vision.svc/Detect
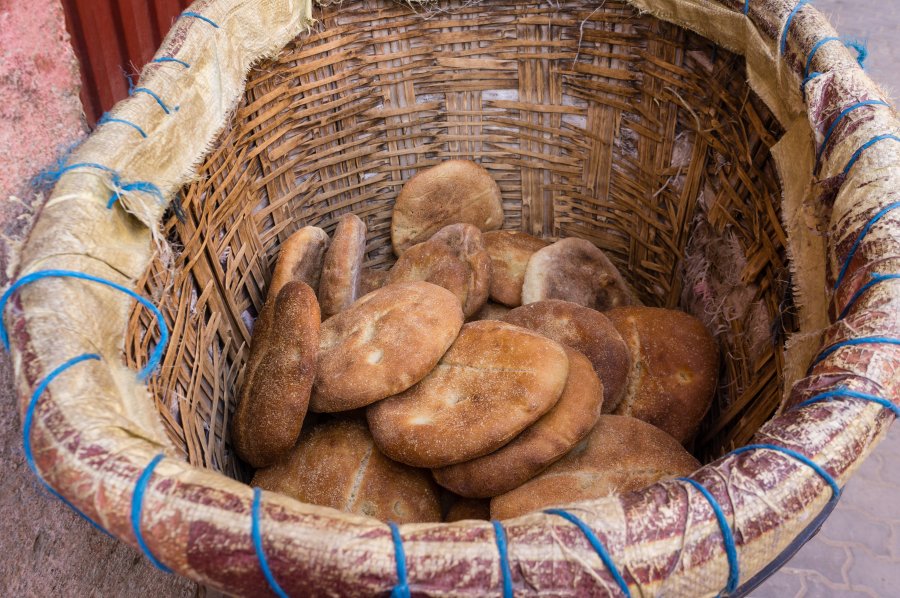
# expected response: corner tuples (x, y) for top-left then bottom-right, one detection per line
(61, 0), (193, 126)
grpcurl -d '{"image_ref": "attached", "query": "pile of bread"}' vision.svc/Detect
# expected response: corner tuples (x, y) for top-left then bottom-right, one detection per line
(232, 160), (718, 523)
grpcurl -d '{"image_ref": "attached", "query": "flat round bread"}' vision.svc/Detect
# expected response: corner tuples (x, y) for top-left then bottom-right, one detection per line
(445, 498), (491, 522)
(391, 160), (503, 255)
(359, 267), (389, 296)
(606, 307), (719, 444)
(269, 226), (330, 296)
(386, 223), (492, 318)
(490, 415), (700, 519)
(319, 213), (367, 319)
(252, 419), (441, 523)
(312, 281), (464, 412)
(468, 301), (511, 322)
(233, 282), (320, 468)
(483, 230), (549, 306)
(367, 320), (569, 468)
(521, 238), (639, 310)
(433, 348), (604, 497)
(503, 300), (631, 412)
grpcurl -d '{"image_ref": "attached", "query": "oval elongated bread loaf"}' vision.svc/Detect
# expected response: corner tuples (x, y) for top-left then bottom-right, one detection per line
(269, 226), (330, 295)
(503, 300), (631, 412)
(445, 497), (491, 522)
(490, 415), (700, 519)
(312, 281), (464, 412)
(319, 213), (367, 319)
(521, 238), (639, 310)
(606, 306), (719, 444)
(367, 320), (569, 468)
(482, 230), (549, 306)
(232, 281), (320, 468)
(433, 347), (604, 497)
(391, 160), (504, 255)
(358, 267), (389, 296)
(252, 419), (441, 523)
(387, 223), (492, 318)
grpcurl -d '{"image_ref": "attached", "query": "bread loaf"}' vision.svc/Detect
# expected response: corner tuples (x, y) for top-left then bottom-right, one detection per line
(269, 226), (330, 295)
(606, 307), (719, 444)
(358, 267), (389, 296)
(391, 160), (503, 255)
(490, 415), (700, 519)
(367, 320), (569, 468)
(319, 213), (367, 319)
(253, 419), (441, 523)
(482, 230), (549, 306)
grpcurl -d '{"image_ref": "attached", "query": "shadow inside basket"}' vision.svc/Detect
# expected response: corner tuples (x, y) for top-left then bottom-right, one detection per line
(124, 0), (795, 483)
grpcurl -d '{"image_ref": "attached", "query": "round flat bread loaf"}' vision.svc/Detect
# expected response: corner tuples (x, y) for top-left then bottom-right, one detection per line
(490, 415), (700, 519)
(469, 301), (511, 322)
(252, 419), (441, 523)
(269, 226), (330, 296)
(445, 498), (491, 522)
(483, 230), (549, 306)
(521, 238), (639, 310)
(433, 348), (604, 497)
(386, 223), (491, 318)
(391, 160), (503, 255)
(233, 282), (320, 468)
(367, 320), (569, 468)
(312, 281), (464, 412)
(319, 213), (367, 319)
(503, 300), (631, 412)
(359, 267), (389, 296)
(606, 307), (719, 444)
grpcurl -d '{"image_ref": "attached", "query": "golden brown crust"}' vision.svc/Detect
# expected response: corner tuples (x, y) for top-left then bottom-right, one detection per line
(319, 214), (367, 319)
(386, 223), (492, 318)
(232, 282), (320, 468)
(482, 230), (549, 306)
(367, 320), (569, 468)
(444, 497), (491, 522)
(468, 301), (511, 322)
(252, 419), (441, 523)
(503, 300), (632, 413)
(358, 267), (389, 296)
(606, 307), (719, 444)
(391, 160), (504, 255)
(490, 415), (700, 519)
(433, 348), (604, 498)
(521, 238), (639, 310)
(269, 226), (330, 296)
(312, 281), (464, 412)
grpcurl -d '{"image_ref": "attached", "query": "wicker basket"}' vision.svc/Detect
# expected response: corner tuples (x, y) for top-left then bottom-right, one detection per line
(6, 0), (900, 595)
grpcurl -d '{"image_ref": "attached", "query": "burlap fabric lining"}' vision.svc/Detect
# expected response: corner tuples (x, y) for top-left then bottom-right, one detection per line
(5, 0), (900, 595)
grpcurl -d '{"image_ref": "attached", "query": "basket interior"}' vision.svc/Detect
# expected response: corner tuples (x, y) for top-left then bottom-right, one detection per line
(126, 0), (793, 479)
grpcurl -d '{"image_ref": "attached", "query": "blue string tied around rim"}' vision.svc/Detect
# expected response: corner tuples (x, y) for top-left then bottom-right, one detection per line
(678, 478), (740, 595)
(729, 444), (841, 499)
(815, 99), (890, 172)
(491, 520), (514, 598)
(794, 387), (900, 419)
(131, 454), (172, 572)
(0, 269), (169, 380)
(180, 11), (221, 28)
(252, 488), (290, 598)
(812, 336), (900, 367)
(833, 201), (900, 290)
(23, 353), (111, 536)
(544, 509), (631, 597)
(388, 522), (411, 598)
(780, 0), (810, 56)
(131, 86), (179, 115)
(152, 56), (191, 69)
(838, 273), (900, 320)
(97, 112), (148, 139)
(30, 160), (166, 211)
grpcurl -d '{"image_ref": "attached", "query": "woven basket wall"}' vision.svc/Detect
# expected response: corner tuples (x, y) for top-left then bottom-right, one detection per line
(7, 0), (900, 595)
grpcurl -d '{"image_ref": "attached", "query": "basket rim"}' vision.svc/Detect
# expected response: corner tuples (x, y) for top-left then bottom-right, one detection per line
(6, 0), (899, 595)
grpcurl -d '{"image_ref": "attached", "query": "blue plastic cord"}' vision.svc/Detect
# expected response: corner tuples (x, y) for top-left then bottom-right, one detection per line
(743, 0), (750, 15)
(780, 0), (810, 56)
(804, 37), (840, 77)
(813, 336), (900, 367)
(107, 180), (166, 209)
(842, 134), (900, 176)
(845, 38), (869, 68)
(132, 87), (177, 114)
(97, 113), (148, 139)
(729, 444), (840, 498)
(795, 387), (900, 418)
(816, 100), (890, 169)
(0, 269), (168, 380)
(131, 454), (172, 573)
(251, 488), (290, 598)
(838, 273), (900, 319)
(491, 520), (514, 598)
(152, 57), (191, 69)
(544, 509), (631, 597)
(23, 353), (110, 535)
(180, 11), (220, 28)
(678, 478), (739, 594)
(833, 202), (900, 289)
(388, 522), (411, 598)
(31, 160), (165, 210)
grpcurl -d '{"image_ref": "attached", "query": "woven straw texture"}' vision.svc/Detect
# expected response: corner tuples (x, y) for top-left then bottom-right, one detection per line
(6, 0), (900, 595)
